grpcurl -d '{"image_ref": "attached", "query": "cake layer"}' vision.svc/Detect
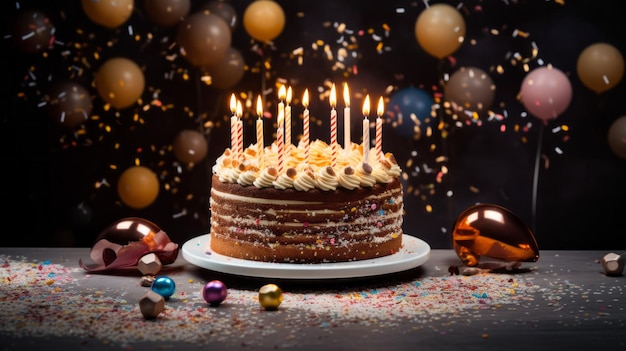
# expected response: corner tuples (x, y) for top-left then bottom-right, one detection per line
(209, 175), (403, 263)
(210, 231), (402, 263)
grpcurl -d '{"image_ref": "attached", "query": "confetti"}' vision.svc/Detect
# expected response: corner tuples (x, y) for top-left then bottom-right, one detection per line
(1, 253), (609, 348)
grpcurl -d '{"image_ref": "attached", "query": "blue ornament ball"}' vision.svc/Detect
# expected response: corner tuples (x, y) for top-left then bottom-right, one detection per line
(151, 276), (176, 299)
(388, 87), (434, 138)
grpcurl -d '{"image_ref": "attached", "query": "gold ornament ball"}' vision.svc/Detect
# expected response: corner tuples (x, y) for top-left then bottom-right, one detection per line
(258, 283), (283, 310)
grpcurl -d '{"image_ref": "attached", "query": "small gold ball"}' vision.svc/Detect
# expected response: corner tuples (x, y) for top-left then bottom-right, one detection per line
(258, 283), (283, 310)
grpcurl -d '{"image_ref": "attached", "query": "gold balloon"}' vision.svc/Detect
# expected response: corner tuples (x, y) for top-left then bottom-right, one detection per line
(415, 3), (466, 59)
(173, 129), (208, 164)
(81, 0), (134, 29)
(452, 204), (539, 267)
(243, 0), (285, 43)
(95, 57), (145, 109)
(577, 42), (625, 94)
(117, 166), (160, 209)
(258, 283), (283, 310)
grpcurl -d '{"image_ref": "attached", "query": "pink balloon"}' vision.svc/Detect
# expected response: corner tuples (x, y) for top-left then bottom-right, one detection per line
(520, 66), (572, 124)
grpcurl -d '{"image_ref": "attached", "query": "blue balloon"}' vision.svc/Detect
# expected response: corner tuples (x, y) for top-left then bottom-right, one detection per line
(388, 87), (434, 138)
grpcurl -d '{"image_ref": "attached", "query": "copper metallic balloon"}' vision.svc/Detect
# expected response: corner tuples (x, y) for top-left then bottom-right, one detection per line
(203, 47), (245, 90)
(177, 12), (231, 67)
(46, 81), (93, 129)
(81, 0), (134, 29)
(95, 57), (145, 109)
(79, 217), (179, 272)
(415, 3), (466, 59)
(243, 0), (285, 43)
(117, 166), (160, 209)
(445, 67), (495, 113)
(173, 129), (208, 164)
(202, 0), (238, 31)
(452, 204), (539, 267)
(12, 10), (54, 54)
(143, 0), (190, 27)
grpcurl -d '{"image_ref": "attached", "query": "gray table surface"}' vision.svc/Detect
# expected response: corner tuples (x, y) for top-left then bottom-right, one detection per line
(1, 247), (625, 351)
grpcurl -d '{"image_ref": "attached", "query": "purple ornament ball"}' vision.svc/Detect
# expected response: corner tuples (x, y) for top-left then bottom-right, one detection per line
(202, 280), (227, 306)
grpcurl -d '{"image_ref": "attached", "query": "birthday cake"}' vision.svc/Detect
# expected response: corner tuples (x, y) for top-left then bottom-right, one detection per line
(209, 139), (404, 263)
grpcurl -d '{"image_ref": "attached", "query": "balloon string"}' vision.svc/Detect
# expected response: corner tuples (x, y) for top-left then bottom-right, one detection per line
(531, 124), (544, 233)
(261, 43), (269, 108)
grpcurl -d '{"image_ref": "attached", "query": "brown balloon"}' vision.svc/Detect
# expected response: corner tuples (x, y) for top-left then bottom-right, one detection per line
(177, 12), (232, 67)
(117, 166), (160, 209)
(46, 81), (93, 129)
(452, 203), (539, 267)
(445, 67), (495, 113)
(203, 47), (245, 90)
(12, 10), (54, 54)
(202, 0), (238, 31)
(143, 0), (190, 27)
(243, 0), (285, 43)
(415, 3), (466, 59)
(81, 0), (134, 29)
(95, 57), (145, 109)
(577, 42), (625, 94)
(607, 115), (626, 159)
(173, 129), (209, 164)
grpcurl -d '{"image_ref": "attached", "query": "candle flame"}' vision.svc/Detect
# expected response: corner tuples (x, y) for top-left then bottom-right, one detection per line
(330, 83), (337, 108)
(343, 82), (350, 107)
(286, 86), (293, 104)
(303, 89), (309, 108)
(278, 85), (286, 101)
(362, 95), (371, 116)
(377, 96), (384, 117)
(236, 100), (243, 117)
(230, 94), (237, 114)
(256, 95), (263, 117)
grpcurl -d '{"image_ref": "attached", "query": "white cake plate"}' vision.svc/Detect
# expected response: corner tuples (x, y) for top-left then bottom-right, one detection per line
(181, 234), (430, 279)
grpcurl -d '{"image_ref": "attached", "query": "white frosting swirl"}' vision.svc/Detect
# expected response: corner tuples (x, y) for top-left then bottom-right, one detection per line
(220, 161), (243, 183)
(315, 166), (338, 191)
(383, 153), (402, 178)
(237, 167), (259, 186)
(293, 167), (317, 191)
(336, 166), (360, 190)
(253, 167), (278, 188)
(371, 162), (392, 183)
(355, 162), (376, 187)
(273, 168), (296, 190)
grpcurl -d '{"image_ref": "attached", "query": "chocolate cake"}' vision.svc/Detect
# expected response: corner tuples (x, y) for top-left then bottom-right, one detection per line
(209, 139), (404, 263)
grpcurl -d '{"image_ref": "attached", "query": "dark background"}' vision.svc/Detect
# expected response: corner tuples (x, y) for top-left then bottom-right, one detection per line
(2, 0), (625, 250)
